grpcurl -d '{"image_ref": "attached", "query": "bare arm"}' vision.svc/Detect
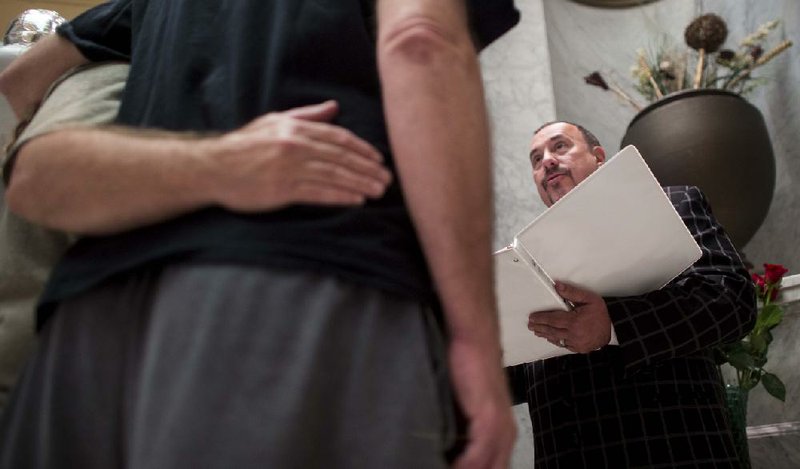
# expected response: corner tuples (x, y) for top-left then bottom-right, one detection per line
(376, 1), (514, 467)
(0, 34), (87, 120)
(6, 101), (391, 235)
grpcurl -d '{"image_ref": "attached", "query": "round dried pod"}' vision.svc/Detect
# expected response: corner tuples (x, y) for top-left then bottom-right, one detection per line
(684, 13), (728, 53)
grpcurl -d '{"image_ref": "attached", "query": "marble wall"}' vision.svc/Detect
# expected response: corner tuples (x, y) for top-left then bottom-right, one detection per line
(482, 0), (555, 252)
(541, 0), (799, 272)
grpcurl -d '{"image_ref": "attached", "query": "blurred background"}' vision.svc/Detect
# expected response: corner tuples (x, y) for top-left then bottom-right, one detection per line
(0, 0), (102, 26)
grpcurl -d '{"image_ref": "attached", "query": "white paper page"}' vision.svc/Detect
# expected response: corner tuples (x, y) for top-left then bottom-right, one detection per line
(494, 244), (571, 366)
(516, 145), (701, 297)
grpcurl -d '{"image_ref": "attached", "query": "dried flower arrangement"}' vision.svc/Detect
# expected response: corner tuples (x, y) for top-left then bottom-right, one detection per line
(585, 13), (793, 111)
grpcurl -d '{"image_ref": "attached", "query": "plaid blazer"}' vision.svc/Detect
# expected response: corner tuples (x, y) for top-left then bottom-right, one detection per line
(507, 186), (757, 469)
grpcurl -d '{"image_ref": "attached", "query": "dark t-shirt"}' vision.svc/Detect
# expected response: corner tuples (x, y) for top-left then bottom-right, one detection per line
(40, 0), (519, 325)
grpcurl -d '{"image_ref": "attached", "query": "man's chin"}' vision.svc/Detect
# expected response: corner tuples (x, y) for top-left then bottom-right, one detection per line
(547, 190), (562, 204)
(547, 181), (575, 204)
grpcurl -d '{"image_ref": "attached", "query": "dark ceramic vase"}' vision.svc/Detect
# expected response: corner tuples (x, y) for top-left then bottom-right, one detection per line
(621, 89), (775, 248)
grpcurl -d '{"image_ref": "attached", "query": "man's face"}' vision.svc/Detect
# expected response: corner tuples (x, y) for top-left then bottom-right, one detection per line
(529, 123), (605, 206)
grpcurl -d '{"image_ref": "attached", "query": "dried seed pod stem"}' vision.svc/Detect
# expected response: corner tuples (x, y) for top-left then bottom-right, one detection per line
(726, 40), (793, 91)
(609, 83), (643, 111)
(693, 48), (705, 89)
(755, 40), (793, 66)
(638, 55), (664, 99)
(676, 53), (687, 90)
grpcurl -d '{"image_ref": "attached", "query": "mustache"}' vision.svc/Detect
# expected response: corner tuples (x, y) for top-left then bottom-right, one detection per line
(543, 168), (568, 186)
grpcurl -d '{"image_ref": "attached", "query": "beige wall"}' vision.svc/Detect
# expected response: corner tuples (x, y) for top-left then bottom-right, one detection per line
(0, 0), (103, 34)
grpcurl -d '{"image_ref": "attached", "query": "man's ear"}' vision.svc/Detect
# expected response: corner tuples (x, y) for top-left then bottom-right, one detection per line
(592, 146), (606, 166)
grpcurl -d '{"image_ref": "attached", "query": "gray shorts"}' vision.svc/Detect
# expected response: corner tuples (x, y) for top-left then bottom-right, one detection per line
(0, 263), (460, 468)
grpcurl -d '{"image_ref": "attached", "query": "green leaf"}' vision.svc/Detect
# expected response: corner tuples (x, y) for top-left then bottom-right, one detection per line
(749, 333), (768, 355)
(741, 378), (760, 391)
(712, 347), (728, 365)
(725, 341), (747, 355)
(739, 368), (761, 390)
(727, 351), (755, 370)
(761, 373), (786, 402)
(753, 354), (767, 368)
(764, 330), (774, 346)
(756, 305), (783, 331)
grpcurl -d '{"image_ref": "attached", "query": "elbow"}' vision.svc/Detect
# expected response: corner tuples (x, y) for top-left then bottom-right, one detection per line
(5, 145), (60, 232)
(0, 65), (30, 121)
(5, 152), (39, 221)
(0, 69), (19, 119)
(6, 166), (85, 235)
(378, 16), (472, 68)
(723, 277), (758, 342)
(0, 64), (16, 100)
(0, 69), (11, 101)
(742, 281), (758, 334)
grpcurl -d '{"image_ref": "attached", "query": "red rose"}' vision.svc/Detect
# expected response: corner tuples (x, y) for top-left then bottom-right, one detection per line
(752, 273), (767, 296)
(752, 272), (765, 286)
(764, 263), (788, 285)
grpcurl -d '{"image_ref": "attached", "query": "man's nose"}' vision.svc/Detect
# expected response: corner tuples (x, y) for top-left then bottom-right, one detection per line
(542, 152), (558, 169)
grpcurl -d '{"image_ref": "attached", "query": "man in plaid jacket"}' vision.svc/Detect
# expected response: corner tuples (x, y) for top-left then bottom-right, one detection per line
(509, 121), (757, 468)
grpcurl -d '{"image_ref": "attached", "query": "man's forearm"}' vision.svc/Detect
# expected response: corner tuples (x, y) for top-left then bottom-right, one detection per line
(0, 34), (88, 120)
(6, 102), (392, 235)
(6, 127), (221, 234)
(377, 0), (498, 347)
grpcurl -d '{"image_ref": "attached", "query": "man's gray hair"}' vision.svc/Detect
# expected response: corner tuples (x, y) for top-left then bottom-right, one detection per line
(533, 121), (602, 149)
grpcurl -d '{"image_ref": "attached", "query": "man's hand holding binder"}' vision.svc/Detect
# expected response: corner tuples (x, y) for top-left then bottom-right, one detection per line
(527, 281), (612, 354)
